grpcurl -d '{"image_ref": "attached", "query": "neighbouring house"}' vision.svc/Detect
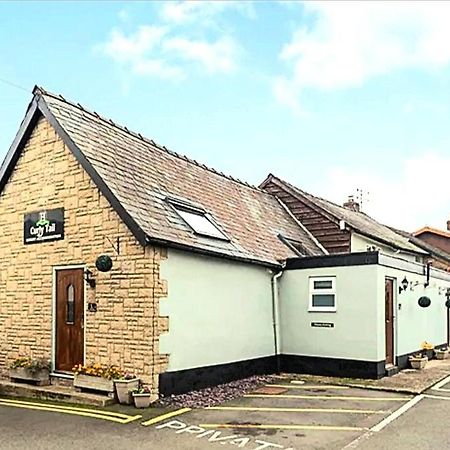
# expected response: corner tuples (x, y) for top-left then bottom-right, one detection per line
(1, 87), (450, 396)
(413, 225), (450, 269)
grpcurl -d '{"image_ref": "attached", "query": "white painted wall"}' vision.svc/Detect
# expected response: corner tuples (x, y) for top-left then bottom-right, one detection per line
(279, 265), (381, 361)
(281, 254), (450, 365)
(159, 249), (275, 372)
(351, 233), (421, 263)
(377, 258), (450, 357)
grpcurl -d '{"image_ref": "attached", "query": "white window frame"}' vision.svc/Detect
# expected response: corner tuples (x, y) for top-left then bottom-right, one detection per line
(166, 196), (229, 241)
(309, 276), (337, 312)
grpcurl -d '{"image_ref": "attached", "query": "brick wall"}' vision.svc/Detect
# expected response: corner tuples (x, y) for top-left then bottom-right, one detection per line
(417, 232), (450, 255)
(0, 116), (168, 389)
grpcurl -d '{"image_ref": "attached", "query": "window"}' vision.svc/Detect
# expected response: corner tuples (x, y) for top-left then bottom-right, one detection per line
(67, 284), (75, 324)
(309, 277), (336, 312)
(278, 234), (308, 256)
(165, 196), (228, 241)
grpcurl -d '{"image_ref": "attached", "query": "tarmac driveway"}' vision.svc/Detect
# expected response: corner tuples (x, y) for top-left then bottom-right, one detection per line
(147, 381), (412, 450)
(0, 380), (432, 450)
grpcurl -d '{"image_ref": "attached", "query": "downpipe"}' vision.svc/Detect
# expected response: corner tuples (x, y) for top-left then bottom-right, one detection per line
(271, 264), (285, 374)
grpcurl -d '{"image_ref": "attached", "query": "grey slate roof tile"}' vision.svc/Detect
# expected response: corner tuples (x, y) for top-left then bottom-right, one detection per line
(38, 90), (324, 265)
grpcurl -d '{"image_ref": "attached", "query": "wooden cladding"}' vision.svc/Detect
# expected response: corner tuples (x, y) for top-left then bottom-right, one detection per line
(263, 181), (351, 254)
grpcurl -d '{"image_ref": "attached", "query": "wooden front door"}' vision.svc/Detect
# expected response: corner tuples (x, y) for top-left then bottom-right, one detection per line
(385, 278), (395, 366)
(55, 268), (84, 372)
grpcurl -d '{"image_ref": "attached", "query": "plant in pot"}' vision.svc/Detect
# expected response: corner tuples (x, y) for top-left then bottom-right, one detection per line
(72, 363), (124, 397)
(114, 373), (140, 405)
(421, 341), (435, 360)
(10, 357), (51, 386)
(435, 346), (449, 360)
(132, 384), (156, 408)
(409, 352), (428, 370)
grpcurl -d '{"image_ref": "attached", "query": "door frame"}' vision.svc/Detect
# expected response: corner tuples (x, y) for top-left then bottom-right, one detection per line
(51, 264), (87, 376)
(385, 277), (396, 366)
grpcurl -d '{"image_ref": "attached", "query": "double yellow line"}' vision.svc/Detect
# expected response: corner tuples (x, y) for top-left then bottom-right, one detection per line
(0, 398), (142, 424)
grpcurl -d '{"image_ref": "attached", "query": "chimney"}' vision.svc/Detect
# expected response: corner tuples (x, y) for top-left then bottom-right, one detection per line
(447, 220), (450, 231)
(343, 195), (360, 212)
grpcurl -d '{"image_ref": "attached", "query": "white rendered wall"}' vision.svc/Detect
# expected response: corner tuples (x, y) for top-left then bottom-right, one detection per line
(377, 258), (450, 357)
(351, 233), (421, 263)
(279, 264), (381, 362)
(159, 249), (275, 372)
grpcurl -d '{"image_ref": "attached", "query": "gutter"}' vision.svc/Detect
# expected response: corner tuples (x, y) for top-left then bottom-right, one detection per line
(271, 263), (285, 374)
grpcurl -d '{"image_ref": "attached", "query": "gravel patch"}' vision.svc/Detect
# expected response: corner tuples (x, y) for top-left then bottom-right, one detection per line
(156, 375), (277, 408)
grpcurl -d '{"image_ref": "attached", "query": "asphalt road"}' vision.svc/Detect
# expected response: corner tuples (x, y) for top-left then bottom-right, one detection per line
(1, 381), (450, 450)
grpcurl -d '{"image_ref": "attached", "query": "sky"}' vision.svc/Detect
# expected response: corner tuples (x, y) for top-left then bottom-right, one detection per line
(1, 1), (450, 232)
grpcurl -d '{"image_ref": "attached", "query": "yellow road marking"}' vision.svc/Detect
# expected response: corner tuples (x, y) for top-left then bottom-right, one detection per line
(206, 406), (388, 414)
(268, 384), (349, 390)
(0, 398), (140, 420)
(0, 400), (141, 424)
(199, 423), (366, 431)
(141, 408), (192, 426)
(245, 394), (409, 401)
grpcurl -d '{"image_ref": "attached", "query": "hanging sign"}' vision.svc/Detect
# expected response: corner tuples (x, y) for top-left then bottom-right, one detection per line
(24, 208), (64, 244)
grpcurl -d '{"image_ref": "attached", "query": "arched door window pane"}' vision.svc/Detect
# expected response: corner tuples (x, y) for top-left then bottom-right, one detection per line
(67, 284), (75, 324)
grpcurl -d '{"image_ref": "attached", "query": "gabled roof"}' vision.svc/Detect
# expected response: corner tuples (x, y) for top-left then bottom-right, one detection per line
(414, 226), (450, 239)
(0, 87), (325, 267)
(261, 174), (427, 255)
(391, 227), (450, 266)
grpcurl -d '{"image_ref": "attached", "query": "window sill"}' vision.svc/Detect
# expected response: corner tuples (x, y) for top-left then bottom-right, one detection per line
(308, 308), (337, 313)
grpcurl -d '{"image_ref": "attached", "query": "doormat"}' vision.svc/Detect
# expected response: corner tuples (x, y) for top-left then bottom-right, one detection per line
(252, 386), (288, 395)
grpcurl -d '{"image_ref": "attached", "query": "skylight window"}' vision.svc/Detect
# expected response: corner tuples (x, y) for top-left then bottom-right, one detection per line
(166, 196), (228, 240)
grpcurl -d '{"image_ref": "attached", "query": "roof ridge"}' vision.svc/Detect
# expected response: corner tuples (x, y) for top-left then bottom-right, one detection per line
(36, 87), (263, 193)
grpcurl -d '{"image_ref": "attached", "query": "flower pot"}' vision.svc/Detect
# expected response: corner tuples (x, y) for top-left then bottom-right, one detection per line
(114, 378), (140, 405)
(409, 356), (428, 370)
(73, 374), (115, 396)
(132, 393), (157, 408)
(435, 350), (449, 360)
(422, 349), (434, 360)
(9, 367), (50, 386)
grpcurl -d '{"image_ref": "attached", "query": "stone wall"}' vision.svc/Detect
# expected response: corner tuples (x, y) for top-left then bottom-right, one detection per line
(0, 116), (168, 389)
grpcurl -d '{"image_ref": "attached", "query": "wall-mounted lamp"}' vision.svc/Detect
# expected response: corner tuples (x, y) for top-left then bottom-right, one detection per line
(84, 269), (96, 288)
(399, 277), (409, 294)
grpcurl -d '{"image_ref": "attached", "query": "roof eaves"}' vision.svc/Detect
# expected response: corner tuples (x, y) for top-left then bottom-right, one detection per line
(354, 229), (428, 256)
(0, 96), (41, 195)
(35, 95), (148, 247)
(414, 226), (450, 239)
(144, 234), (282, 268)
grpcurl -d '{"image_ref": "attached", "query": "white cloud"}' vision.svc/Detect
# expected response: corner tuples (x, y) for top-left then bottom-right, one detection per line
(317, 152), (450, 231)
(160, 1), (255, 25)
(97, 3), (244, 81)
(97, 26), (184, 81)
(163, 36), (238, 74)
(101, 26), (167, 63)
(275, 1), (450, 108)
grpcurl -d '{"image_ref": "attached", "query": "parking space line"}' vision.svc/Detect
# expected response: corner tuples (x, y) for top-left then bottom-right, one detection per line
(198, 423), (367, 431)
(207, 406), (388, 414)
(424, 394), (450, 401)
(0, 400), (141, 424)
(141, 408), (192, 426)
(268, 384), (349, 390)
(370, 395), (424, 432)
(245, 394), (410, 401)
(0, 398), (140, 420)
(430, 374), (450, 391)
